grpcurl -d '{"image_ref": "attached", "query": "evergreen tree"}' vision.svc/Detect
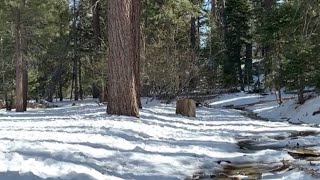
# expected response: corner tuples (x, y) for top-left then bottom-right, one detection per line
(107, 0), (140, 117)
(224, 0), (251, 89)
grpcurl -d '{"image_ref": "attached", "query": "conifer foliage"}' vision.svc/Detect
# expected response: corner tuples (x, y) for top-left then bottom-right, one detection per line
(0, 0), (319, 114)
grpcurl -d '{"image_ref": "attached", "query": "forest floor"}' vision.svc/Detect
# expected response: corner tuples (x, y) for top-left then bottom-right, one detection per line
(0, 98), (319, 179)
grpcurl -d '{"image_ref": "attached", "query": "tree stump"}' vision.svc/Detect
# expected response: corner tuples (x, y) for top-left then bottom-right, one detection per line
(176, 99), (196, 117)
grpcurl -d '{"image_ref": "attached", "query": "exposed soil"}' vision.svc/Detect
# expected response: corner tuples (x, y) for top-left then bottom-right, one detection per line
(189, 104), (320, 180)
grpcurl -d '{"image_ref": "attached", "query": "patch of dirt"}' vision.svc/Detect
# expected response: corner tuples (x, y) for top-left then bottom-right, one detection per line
(288, 148), (320, 160)
(188, 161), (292, 180)
(215, 161), (291, 180)
(289, 131), (320, 139)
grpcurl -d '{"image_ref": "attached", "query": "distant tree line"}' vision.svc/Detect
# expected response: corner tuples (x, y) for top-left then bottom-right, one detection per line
(0, 0), (319, 116)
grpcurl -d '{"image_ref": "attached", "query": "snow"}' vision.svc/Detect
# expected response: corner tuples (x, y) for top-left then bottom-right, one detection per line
(253, 97), (320, 124)
(209, 91), (320, 124)
(0, 98), (319, 179)
(208, 91), (295, 107)
(249, 96), (320, 124)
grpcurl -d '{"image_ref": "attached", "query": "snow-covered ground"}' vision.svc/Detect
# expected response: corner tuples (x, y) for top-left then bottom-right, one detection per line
(208, 91), (295, 108)
(209, 91), (320, 125)
(248, 96), (320, 125)
(0, 99), (320, 179)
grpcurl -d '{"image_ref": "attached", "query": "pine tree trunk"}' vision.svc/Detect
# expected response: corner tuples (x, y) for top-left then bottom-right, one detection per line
(100, 82), (107, 102)
(73, 0), (79, 101)
(132, 0), (142, 108)
(211, 0), (218, 88)
(92, 0), (101, 47)
(70, 75), (74, 100)
(277, 87), (282, 104)
(245, 43), (253, 85)
(91, 0), (101, 99)
(5, 91), (12, 111)
(297, 75), (305, 104)
(73, 57), (79, 101)
(190, 0), (198, 89)
(263, 0), (273, 79)
(236, 46), (244, 91)
(92, 84), (100, 99)
(23, 69), (27, 111)
(15, 6), (26, 112)
(79, 57), (83, 100)
(107, 0), (140, 117)
(190, 17), (197, 51)
(59, 81), (63, 101)
(223, 1), (236, 87)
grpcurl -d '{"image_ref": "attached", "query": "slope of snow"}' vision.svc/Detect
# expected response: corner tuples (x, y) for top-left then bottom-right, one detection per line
(208, 92), (295, 107)
(249, 96), (320, 124)
(209, 91), (320, 125)
(0, 99), (319, 179)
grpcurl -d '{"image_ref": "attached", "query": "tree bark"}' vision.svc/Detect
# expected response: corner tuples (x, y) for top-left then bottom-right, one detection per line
(73, 0), (79, 101)
(132, 0), (142, 108)
(277, 86), (282, 104)
(107, 0), (140, 117)
(297, 75), (305, 104)
(263, 0), (273, 78)
(92, 84), (100, 99)
(79, 56), (83, 100)
(190, 17), (197, 51)
(236, 46), (244, 91)
(59, 81), (63, 101)
(92, 0), (101, 48)
(73, 58), (79, 101)
(70, 74), (74, 100)
(245, 43), (253, 85)
(210, 0), (218, 88)
(189, 0), (198, 89)
(91, 0), (101, 99)
(23, 68), (27, 111)
(15, 5), (26, 112)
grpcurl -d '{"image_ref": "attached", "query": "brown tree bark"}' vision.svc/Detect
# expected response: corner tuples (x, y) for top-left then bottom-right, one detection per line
(91, 0), (101, 99)
(210, 0), (218, 88)
(79, 57), (83, 100)
(297, 75), (305, 104)
(189, 0), (198, 89)
(70, 75), (74, 100)
(263, 0), (274, 77)
(107, 0), (140, 117)
(190, 17), (197, 51)
(23, 68), (27, 111)
(132, 0), (142, 108)
(59, 81), (63, 101)
(73, 0), (79, 101)
(245, 43), (253, 85)
(15, 5), (26, 112)
(73, 57), (79, 101)
(79, 9), (83, 100)
(91, 0), (101, 48)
